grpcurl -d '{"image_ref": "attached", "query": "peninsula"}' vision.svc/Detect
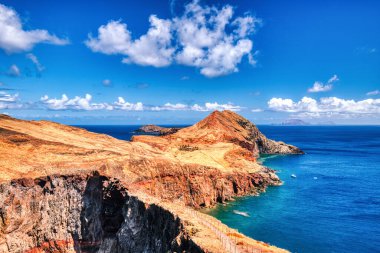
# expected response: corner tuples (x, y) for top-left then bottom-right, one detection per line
(0, 111), (302, 253)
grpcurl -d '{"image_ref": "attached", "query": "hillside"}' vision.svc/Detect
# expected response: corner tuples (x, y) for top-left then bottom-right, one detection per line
(0, 112), (295, 253)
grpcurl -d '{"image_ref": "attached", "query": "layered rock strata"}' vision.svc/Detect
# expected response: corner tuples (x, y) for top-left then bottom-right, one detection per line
(0, 173), (201, 253)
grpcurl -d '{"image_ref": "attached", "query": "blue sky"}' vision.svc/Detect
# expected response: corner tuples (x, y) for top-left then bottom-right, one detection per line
(0, 0), (379, 124)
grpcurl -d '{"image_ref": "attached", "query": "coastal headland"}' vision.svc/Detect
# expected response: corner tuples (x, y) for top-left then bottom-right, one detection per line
(0, 111), (302, 252)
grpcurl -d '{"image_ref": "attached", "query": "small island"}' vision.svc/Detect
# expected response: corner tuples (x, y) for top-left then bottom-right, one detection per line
(135, 124), (181, 136)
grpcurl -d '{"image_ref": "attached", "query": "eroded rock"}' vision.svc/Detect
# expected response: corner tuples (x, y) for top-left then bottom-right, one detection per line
(0, 173), (202, 253)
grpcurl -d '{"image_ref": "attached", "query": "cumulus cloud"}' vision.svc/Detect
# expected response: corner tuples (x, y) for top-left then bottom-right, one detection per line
(367, 90), (379, 96)
(114, 97), (144, 111)
(0, 91), (22, 109)
(151, 103), (188, 111)
(85, 0), (260, 77)
(0, 4), (69, 53)
(86, 16), (174, 67)
(7, 64), (20, 77)
(192, 102), (242, 111)
(307, 74), (338, 93)
(40, 94), (113, 111)
(268, 96), (380, 118)
(0, 91), (18, 102)
(26, 53), (44, 72)
(40, 94), (144, 111)
(151, 102), (242, 111)
(173, 1), (260, 77)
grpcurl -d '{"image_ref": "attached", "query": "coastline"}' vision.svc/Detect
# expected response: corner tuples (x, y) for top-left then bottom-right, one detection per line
(0, 112), (299, 252)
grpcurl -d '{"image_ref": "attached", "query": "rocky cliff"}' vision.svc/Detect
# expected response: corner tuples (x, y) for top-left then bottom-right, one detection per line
(0, 172), (201, 253)
(0, 111), (295, 253)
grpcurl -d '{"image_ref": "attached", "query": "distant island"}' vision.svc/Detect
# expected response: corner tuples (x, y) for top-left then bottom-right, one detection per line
(0, 111), (301, 253)
(280, 119), (310, 126)
(273, 119), (336, 126)
(135, 124), (181, 135)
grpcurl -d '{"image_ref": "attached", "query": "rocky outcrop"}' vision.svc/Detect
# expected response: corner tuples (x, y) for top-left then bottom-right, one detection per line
(135, 125), (181, 136)
(0, 172), (202, 253)
(133, 110), (303, 157)
(174, 110), (303, 155)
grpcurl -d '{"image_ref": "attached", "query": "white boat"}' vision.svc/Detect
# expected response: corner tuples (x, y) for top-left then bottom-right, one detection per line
(233, 210), (250, 217)
(291, 174), (297, 178)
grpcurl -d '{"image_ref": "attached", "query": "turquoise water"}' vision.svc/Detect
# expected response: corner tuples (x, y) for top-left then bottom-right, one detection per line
(78, 125), (380, 253)
(204, 126), (380, 253)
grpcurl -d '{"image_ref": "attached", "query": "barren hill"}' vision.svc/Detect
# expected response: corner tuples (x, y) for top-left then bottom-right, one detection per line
(0, 112), (295, 253)
(133, 110), (302, 171)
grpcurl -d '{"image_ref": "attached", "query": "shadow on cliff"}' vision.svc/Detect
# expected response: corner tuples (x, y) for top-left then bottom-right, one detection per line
(72, 172), (203, 253)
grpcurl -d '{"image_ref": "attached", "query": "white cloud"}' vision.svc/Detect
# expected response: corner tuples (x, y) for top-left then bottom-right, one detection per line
(367, 90), (379, 96)
(251, 108), (263, 112)
(40, 94), (113, 111)
(8, 92), (243, 113)
(40, 94), (145, 111)
(102, 79), (112, 86)
(174, 2), (260, 77)
(0, 91), (18, 102)
(86, 16), (174, 67)
(268, 96), (380, 118)
(151, 103), (188, 111)
(151, 102), (242, 111)
(114, 97), (144, 111)
(328, 74), (339, 83)
(192, 102), (242, 111)
(307, 74), (338, 93)
(26, 53), (44, 72)
(0, 91), (22, 109)
(8, 64), (20, 76)
(0, 4), (69, 53)
(85, 1), (260, 77)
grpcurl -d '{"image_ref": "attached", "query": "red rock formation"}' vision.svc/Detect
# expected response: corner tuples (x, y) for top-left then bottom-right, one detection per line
(0, 111), (294, 253)
(165, 110), (304, 155)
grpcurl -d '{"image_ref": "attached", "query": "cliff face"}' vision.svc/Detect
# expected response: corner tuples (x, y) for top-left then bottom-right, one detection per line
(131, 165), (281, 208)
(0, 173), (201, 253)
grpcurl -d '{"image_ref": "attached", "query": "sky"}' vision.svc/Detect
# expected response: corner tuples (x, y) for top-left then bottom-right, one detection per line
(0, 0), (379, 125)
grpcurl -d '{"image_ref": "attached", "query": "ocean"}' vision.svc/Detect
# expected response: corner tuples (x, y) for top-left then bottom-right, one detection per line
(78, 125), (380, 253)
